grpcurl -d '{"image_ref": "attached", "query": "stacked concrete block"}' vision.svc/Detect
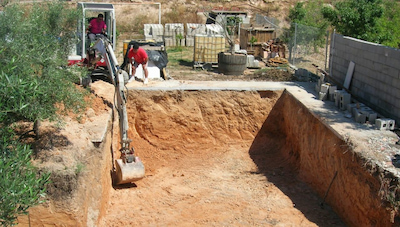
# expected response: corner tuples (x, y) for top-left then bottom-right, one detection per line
(164, 23), (185, 47)
(350, 103), (366, 116)
(144, 24), (164, 42)
(339, 92), (351, 111)
(193, 34), (225, 64)
(205, 24), (224, 35)
(359, 106), (377, 124)
(346, 103), (378, 125)
(334, 90), (347, 108)
(319, 83), (330, 101)
(186, 24), (206, 47)
(354, 109), (367, 123)
(328, 85), (337, 101)
(143, 24), (152, 41)
(347, 103), (358, 115)
(376, 118), (396, 130)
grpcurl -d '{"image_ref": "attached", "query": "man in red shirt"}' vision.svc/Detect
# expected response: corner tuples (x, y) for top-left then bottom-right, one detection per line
(87, 14), (106, 41)
(127, 42), (149, 84)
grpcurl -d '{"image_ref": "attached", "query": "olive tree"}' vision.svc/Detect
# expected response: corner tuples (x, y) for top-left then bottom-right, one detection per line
(0, 1), (87, 226)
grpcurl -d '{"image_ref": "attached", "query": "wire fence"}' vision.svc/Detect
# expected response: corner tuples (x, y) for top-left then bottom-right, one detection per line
(256, 14), (330, 73)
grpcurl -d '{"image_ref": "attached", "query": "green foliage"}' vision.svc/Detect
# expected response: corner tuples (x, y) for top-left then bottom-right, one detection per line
(175, 33), (184, 48)
(0, 2), (88, 225)
(288, 2), (306, 23)
(283, 0), (329, 60)
(375, 0), (400, 48)
(0, 2), (87, 124)
(249, 36), (257, 45)
(226, 16), (243, 36)
(0, 128), (50, 226)
(75, 162), (85, 175)
(322, 0), (384, 42)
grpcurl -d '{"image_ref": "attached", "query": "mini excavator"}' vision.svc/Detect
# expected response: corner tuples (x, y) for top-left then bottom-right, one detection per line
(91, 37), (145, 184)
(67, 2), (144, 184)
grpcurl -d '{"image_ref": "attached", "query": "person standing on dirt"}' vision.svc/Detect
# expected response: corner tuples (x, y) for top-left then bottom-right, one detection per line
(127, 42), (149, 84)
(87, 14), (106, 41)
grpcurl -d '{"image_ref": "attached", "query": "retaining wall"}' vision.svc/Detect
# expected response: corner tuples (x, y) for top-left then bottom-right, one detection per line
(329, 33), (400, 125)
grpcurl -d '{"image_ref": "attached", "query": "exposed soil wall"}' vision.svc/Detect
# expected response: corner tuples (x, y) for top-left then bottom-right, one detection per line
(17, 117), (113, 227)
(17, 87), (399, 226)
(98, 89), (345, 226)
(256, 90), (397, 226)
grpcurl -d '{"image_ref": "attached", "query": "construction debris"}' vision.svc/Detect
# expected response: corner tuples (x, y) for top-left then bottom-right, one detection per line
(264, 57), (288, 67)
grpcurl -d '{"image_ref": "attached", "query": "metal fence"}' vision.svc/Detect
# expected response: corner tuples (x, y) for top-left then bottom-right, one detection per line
(285, 23), (330, 72)
(256, 14), (330, 73)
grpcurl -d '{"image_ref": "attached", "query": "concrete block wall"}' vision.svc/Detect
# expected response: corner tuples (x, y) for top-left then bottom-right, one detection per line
(142, 23), (225, 47)
(164, 23), (185, 47)
(329, 33), (400, 125)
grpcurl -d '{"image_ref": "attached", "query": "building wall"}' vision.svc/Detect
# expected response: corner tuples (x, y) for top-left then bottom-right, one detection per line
(329, 33), (400, 124)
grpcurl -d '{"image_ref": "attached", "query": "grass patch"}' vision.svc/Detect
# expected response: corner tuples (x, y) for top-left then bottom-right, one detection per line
(166, 46), (194, 69)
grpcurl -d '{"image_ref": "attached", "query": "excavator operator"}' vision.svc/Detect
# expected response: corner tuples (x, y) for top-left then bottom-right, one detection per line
(87, 14), (106, 42)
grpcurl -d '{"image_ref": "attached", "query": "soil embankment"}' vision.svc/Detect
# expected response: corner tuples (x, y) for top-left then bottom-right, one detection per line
(253, 91), (398, 226)
(99, 89), (345, 226)
(17, 86), (400, 226)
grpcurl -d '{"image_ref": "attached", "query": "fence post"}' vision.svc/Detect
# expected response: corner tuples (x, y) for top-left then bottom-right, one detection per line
(293, 23), (297, 65)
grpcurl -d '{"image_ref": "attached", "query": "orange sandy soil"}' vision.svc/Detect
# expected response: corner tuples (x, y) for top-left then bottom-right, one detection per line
(14, 0), (343, 225)
(99, 89), (344, 226)
(16, 85), (345, 226)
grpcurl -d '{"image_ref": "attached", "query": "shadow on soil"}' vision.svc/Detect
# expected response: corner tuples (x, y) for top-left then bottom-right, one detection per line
(110, 170), (138, 189)
(178, 59), (193, 67)
(249, 92), (346, 226)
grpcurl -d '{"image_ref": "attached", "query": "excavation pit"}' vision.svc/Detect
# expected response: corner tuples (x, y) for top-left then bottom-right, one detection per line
(18, 82), (400, 226)
(102, 86), (400, 226)
(102, 89), (347, 226)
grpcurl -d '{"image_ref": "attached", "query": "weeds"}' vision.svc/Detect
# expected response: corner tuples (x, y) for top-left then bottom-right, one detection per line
(75, 162), (85, 175)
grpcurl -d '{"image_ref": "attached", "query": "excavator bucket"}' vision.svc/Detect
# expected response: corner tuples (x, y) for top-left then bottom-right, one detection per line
(115, 157), (145, 184)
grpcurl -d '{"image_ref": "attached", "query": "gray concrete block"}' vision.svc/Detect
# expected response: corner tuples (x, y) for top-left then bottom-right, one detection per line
(329, 85), (337, 95)
(354, 110), (367, 124)
(329, 88), (337, 101)
(340, 93), (351, 111)
(360, 106), (377, 124)
(367, 112), (377, 124)
(351, 103), (366, 117)
(319, 92), (328, 101)
(376, 118), (396, 130)
(388, 119), (396, 130)
(320, 83), (330, 93)
(347, 103), (358, 114)
(376, 119), (387, 130)
(334, 90), (345, 107)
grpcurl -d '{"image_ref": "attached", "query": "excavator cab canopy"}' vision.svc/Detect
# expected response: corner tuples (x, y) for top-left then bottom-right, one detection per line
(73, 2), (116, 59)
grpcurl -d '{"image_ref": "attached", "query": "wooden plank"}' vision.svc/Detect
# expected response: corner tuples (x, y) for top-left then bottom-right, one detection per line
(344, 61), (355, 90)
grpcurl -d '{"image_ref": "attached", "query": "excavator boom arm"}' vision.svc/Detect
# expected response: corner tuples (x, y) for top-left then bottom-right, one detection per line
(92, 38), (145, 184)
